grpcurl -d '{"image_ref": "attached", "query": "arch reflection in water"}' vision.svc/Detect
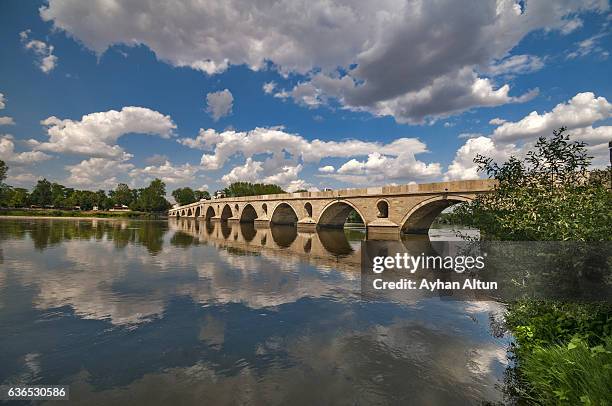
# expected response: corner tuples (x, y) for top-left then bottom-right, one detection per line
(271, 225), (297, 247)
(168, 217), (364, 271)
(168, 218), (474, 273)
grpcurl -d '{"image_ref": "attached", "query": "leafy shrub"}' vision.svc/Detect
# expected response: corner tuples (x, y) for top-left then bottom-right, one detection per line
(520, 335), (612, 405)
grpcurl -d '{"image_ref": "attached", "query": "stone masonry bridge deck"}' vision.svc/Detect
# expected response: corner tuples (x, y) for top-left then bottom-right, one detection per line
(168, 179), (495, 238)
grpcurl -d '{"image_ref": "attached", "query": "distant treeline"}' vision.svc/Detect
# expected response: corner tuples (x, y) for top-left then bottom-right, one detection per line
(171, 182), (285, 206)
(0, 160), (289, 211)
(0, 160), (171, 212)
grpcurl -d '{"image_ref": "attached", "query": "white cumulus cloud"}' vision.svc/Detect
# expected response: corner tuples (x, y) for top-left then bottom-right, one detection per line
(39, 0), (608, 123)
(129, 160), (200, 185)
(492, 92), (612, 142)
(445, 92), (612, 180)
(66, 157), (134, 189)
(0, 93), (15, 125)
(0, 135), (51, 165)
(180, 126), (441, 187)
(318, 165), (335, 173)
(0, 117), (15, 125)
(205, 89), (234, 121)
(20, 30), (58, 73)
(30, 106), (176, 159)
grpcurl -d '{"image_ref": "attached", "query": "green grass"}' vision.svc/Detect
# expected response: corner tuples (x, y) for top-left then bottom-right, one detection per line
(504, 301), (612, 404)
(520, 335), (612, 405)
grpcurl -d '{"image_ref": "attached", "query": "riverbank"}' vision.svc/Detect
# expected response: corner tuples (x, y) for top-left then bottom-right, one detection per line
(0, 209), (166, 220)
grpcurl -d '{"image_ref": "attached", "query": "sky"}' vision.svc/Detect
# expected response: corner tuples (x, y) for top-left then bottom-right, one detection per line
(0, 0), (610, 201)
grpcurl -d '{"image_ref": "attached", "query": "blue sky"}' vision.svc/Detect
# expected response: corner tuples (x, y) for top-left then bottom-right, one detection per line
(0, 0), (610, 198)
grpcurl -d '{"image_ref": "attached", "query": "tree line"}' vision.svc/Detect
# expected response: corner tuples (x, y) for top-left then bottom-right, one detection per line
(0, 160), (172, 212)
(1, 160), (290, 211)
(171, 182), (286, 206)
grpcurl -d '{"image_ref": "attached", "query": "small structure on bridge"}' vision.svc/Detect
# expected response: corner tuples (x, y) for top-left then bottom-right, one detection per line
(168, 180), (495, 238)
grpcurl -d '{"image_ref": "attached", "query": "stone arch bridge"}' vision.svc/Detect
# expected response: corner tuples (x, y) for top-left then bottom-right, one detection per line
(168, 180), (495, 238)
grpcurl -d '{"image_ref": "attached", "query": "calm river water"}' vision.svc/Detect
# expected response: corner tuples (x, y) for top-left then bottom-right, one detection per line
(0, 218), (510, 405)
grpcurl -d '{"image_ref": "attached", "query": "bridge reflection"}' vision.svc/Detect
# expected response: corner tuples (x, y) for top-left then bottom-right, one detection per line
(168, 217), (446, 273)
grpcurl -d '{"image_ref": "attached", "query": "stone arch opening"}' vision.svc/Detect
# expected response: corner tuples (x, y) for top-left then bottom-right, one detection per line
(187, 208), (193, 217)
(304, 202), (313, 217)
(240, 204), (258, 223)
(401, 196), (472, 234)
(220, 204), (233, 221)
(377, 200), (389, 218)
(271, 203), (298, 225)
(318, 200), (365, 228)
(176, 211), (181, 218)
(205, 206), (216, 220)
(234, 204), (239, 212)
(194, 206), (201, 218)
(262, 203), (268, 215)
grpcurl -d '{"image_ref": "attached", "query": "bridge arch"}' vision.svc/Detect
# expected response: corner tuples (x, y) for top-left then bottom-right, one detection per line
(401, 195), (472, 234)
(271, 202), (298, 225)
(205, 206), (215, 220)
(240, 204), (258, 223)
(220, 204), (233, 221)
(194, 206), (201, 218)
(317, 200), (366, 228)
(187, 208), (193, 217)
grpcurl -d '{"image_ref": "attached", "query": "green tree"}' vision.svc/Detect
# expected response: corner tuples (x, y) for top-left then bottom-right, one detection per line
(452, 127), (611, 241)
(8, 187), (30, 207)
(172, 187), (196, 205)
(94, 189), (110, 210)
(224, 182), (284, 197)
(0, 160), (9, 206)
(30, 179), (53, 206)
(194, 189), (210, 200)
(109, 183), (133, 206)
(51, 182), (67, 208)
(0, 160), (7, 183)
(132, 178), (171, 212)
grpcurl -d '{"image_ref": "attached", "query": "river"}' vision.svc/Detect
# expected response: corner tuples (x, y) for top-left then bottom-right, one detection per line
(0, 218), (510, 405)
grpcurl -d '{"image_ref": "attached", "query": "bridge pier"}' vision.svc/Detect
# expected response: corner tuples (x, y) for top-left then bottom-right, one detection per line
(254, 218), (271, 228)
(297, 218), (317, 232)
(366, 219), (401, 240)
